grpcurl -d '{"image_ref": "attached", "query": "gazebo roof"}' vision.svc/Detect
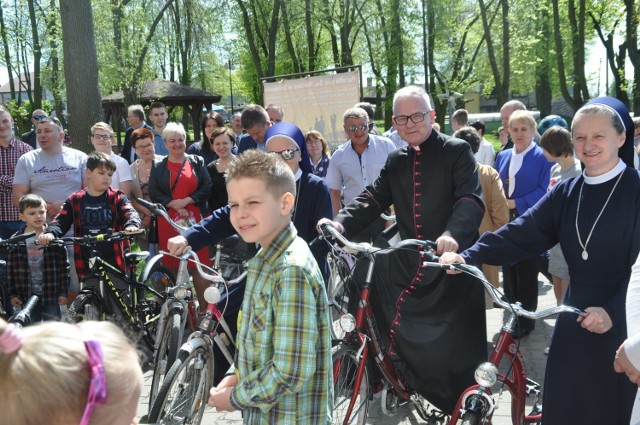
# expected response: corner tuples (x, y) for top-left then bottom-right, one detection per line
(102, 78), (221, 105)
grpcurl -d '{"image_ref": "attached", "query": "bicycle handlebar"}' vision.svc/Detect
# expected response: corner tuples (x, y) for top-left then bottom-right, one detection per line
(0, 232), (36, 248)
(135, 197), (188, 233)
(317, 223), (437, 256)
(158, 248), (247, 286)
(423, 261), (586, 320)
(48, 230), (146, 247)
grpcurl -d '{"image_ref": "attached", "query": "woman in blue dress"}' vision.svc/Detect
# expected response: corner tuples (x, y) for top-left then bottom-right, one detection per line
(442, 96), (639, 424)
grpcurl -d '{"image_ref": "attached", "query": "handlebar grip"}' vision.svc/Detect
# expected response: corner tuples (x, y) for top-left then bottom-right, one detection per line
(9, 295), (40, 327)
(0, 231), (36, 246)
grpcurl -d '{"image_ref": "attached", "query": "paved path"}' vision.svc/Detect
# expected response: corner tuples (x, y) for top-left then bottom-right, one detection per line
(138, 273), (557, 424)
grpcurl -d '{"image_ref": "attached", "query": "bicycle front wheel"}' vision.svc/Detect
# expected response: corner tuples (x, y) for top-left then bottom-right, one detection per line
(148, 343), (213, 425)
(150, 311), (183, 405)
(65, 293), (102, 323)
(460, 410), (481, 425)
(332, 343), (370, 425)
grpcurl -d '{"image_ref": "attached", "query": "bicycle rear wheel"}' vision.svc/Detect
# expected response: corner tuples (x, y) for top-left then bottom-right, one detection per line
(150, 311), (183, 405)
(332, 343), (370, 425)
(148, 343), (213, 424)
(65, 293), (102, 323)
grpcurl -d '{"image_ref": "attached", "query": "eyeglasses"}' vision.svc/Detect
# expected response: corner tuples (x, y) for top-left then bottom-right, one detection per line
(135, 143), (153, 150)
(393, 111), (430, 126)
(92, 134), (112, 140)
(306, 139), (321, 146)
(269, 148), (299, 160)
(346, 124), (368, 133)
(32, 115), (47, 120)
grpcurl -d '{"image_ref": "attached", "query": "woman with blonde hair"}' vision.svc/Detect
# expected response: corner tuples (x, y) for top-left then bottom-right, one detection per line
(0, 319), (142, 425)
(305, 130), (331, 178)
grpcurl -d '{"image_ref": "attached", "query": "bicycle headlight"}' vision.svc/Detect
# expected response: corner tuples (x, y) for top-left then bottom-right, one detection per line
(173, 286), (189, 300)
(474, 362), (498, 387)
(339, 314), (356, 333)
(204, 286), (221, 305)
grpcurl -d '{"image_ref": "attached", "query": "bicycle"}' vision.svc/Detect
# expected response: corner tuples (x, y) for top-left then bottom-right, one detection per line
(55, 230), (169, 362)
(135, 197), (249, 406)
(135, 197), (202, 404)
(317, 224), (585, 425)
(146, 248), (247, 425)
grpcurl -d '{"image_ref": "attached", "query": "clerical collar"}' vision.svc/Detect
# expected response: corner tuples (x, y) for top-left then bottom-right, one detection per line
(510, 141), (536, 157)
(294, 168), (302, 181)
(583, 159), (625, 185)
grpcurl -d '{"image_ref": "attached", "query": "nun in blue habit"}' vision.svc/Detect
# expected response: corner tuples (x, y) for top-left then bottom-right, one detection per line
(442, 96), (640, 424)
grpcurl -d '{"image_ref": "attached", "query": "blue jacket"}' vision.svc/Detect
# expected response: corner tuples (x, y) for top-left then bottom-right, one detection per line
(494, 144), (552, 215)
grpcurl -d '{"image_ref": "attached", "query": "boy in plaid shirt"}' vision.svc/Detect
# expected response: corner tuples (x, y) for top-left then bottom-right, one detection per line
(39, 152), (140, 284)
(8, 194), (69, 321)
(193, 150), (333, 423)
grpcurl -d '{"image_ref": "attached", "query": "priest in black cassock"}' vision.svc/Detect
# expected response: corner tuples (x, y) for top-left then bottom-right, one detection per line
(322, 85), (487, 413)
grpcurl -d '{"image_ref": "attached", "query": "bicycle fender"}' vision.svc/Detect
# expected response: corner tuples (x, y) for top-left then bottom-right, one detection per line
(140, 253), (166, 282)
(179, 336), (210, 355)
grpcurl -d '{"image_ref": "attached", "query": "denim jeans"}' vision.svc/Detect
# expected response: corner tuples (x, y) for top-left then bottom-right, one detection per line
(29, 302), (62, 322)
(0, 220), (25, 316)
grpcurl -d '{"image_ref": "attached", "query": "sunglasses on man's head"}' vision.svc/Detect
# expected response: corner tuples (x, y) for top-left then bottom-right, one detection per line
(347, 124), (368, 133)
(32, 115), (47, 121)
(269, 148), (299, 160)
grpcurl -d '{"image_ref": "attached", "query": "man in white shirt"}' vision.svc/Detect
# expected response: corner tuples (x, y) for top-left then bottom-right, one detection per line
(325, 107), (396, 241)
(470, 120), (496, 166)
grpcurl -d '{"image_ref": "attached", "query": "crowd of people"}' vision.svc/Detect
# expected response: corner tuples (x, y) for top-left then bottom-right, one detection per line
(0, 88), (639, 425)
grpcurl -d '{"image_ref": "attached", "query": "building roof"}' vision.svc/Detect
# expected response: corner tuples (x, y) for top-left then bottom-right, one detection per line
(0, 73), (36, 93)
(102, 78), (221, 105)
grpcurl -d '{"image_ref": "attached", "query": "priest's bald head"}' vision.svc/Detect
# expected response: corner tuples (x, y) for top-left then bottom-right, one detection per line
(392, 86), (437, 148)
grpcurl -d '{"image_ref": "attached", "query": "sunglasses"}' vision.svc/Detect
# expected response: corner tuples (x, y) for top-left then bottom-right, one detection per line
(269, 148), (299, 160)
(32, 115), (47, 120)
(347, 124), (368, 133)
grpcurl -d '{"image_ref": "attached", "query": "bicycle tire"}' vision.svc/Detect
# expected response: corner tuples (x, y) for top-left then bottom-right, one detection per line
(327, 254), (353, 340)
(149, 311), (183, 405)
(332, 343), (370, 425)
(65, 293), (102, 323)
(460, 410), (480, 425)
(148, 344), (213, 424)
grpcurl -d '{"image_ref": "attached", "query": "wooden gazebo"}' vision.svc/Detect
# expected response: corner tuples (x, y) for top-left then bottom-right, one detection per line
(102, 78), (222, 149)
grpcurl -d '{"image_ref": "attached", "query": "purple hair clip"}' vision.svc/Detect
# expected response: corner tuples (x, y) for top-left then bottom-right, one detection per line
(79, 340), (108, 425)
(0, 323), (23, 354)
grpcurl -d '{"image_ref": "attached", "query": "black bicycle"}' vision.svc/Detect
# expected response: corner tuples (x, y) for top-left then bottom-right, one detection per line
(54, 230), (171, 361)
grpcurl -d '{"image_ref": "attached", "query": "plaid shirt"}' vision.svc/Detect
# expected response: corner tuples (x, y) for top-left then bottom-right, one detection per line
(230, 224), (333, 424)
(45, 187), (140, 279)
(0, 138), (32, 221)
(7, 226), (69, 305)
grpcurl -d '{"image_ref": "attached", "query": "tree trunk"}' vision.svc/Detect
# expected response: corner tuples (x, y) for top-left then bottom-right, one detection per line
(59, 0), (103, 153)
(304, 0), (315, 70)
(552, 0), (583, 110)
(625, 0), (640, 111)
(47, 0), (64, 120)
(27, 0), (42, 109)
(535, 0), (552, 117)
(281, 0), (302, 73)
(478, 0), (507, 106)
(0, 3), (15, 100)
(590, 13), (628, 105)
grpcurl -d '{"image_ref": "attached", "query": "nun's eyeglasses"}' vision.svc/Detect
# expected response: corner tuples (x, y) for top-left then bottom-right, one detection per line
(269, 148), (299, 160)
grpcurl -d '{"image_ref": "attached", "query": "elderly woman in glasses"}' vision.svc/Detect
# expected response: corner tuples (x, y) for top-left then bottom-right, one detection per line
(130, 128), (160, 249)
